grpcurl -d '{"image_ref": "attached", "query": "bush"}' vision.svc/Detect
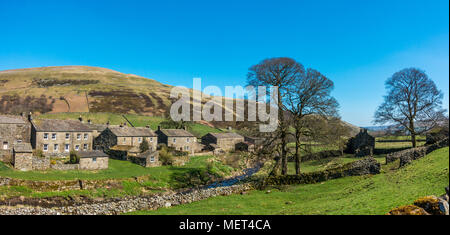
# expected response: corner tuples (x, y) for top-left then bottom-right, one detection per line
(159, 146), (174, 166)
(33, 149), (45, 158)
(139, 139), (150, 153)
(69, 151), (80, 164)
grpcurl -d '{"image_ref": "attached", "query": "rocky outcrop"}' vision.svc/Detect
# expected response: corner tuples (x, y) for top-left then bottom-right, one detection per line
(387, 186), (449, 215)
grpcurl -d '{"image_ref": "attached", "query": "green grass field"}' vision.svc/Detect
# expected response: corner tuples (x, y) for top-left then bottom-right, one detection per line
(127, 147), (449, 215)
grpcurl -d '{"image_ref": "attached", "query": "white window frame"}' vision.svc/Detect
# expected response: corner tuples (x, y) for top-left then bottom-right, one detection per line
(138, 137), (142, 143)
(173, 138), (176, 143)
(65, 144), (70, 152)
(83, 144), (88, 150)
(43, 144), (48, 151)
(92, 157), (97, 163)
(186, 138), (190, 143)
(123, 138), (126, 144)
(52, 133), (57, 140)
(3, 142), (8, 150)
(77, 133), (81, 140)
(75, 145), (80, 151)
(54, 144), (59, 151)
(44, 133), (49, 140)
(150, 156), (155, 162)
(84, 133), (88, 140)
(65, 133), (70, 140)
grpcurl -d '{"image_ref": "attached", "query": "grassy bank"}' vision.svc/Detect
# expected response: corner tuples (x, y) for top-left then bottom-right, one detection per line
(127, 147), (449, 215)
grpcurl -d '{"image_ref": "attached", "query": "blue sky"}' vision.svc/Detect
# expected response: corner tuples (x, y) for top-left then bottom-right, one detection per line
(0, 0), (448, 126)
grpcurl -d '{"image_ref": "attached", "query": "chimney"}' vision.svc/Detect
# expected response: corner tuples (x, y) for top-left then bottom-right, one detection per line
(145, 125), (150, 129)
(27, 112), (33, 122)
(123, 122), (127, 126)
(88, 119), (92, 125)
(106, 121), (110, 126)
(183, 126), (187, 131)
(78, 115), (83, 123)
(157, 125), (161, 131)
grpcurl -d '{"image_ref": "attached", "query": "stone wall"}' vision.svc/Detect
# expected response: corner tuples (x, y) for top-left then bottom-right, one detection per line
(385, 137), (449, 166)
(51, 163), (80, 171)
(32, 156), (50, 171)
(13, 152), (33, 171)
(262, 157), (381, 186)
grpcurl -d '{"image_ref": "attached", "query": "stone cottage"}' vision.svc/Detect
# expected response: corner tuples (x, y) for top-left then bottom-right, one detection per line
(30, 118), (94, 157)
(12, 143), (33, 171)
(77, 150), (109, 170)
(345, 128), (375, 157)
(156, 127), (197, 154)
(0, 115), (31, 162)
(201, 132), (244, 152)
(94, 126), (158, 152)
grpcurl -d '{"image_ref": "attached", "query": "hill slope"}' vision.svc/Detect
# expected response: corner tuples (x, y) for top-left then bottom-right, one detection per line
(0, 66), (360, 134)
(0, 66), (173, 115)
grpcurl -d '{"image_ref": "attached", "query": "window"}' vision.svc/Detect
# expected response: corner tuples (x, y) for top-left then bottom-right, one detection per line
(150, 156), (155, 162)
(84, 133), (88, 140)
(54, 144), (59, 151)
(52, 133), (57, 140)
(92, 157), (97, 163)
(65, 133), (70, 140)
(138, 137), (142, 143)
(65, 144), (70, 152)
(185, 146), (189, 150)
(173, 138), (176, 143)
(17, 140), (22, 143)
(77, 134), (81, 140)
(75, 145), (80, 151)
(43, 144), (48, 151)
(3, 142), (8, 150)
(149, 137), (153, 142)
(83, 144), (88, 150)
(123, 138), (126, 144)
(44, 133), (49, 140)
(186, 138), (190, 143)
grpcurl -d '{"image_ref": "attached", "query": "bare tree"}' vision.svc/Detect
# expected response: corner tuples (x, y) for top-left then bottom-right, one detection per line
(286, 68), (339, 174)
(374, 68), (446, 147)
(247, 57), (304, 175)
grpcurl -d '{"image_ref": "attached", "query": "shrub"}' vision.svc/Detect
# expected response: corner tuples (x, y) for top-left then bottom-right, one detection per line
(139, 139), (150, 153)
(159, 146), (174, 166)
(33, 149), (45, 158)
(69, 151), (80, 164)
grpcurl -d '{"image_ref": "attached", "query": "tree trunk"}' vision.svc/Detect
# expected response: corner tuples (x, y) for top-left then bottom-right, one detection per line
(278, 91), (288, 176)
(270, 155), (282, 176)
(409, 120), (417, 148)
(295, 135), (301, 175)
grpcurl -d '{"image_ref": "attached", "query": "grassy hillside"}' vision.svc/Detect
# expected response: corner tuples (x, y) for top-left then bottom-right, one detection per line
(128, 147), (449, 215)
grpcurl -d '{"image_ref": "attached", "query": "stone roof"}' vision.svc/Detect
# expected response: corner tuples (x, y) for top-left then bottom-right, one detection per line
(76, 150), (109, 158)
(108, 126), (157, 137)
(13, 143), (33, 153)
(110, 145), (140, 153)
(32, 119), (92, 132)
(159, 129), (195, 137)
(209, 132), (244, 139)
(0, 115), (27, 124)
(87, 123), (110, 131)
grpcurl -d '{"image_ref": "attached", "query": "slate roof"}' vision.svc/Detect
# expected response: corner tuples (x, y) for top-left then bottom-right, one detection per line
(108, 126), (157, 137)
(0, 115), (27, 124)
(159, 129), (195, 137)
(32, 119), (92, 132)
(13, 143), (33, 153)
(87, 123), (110, 131)
(209, 132), (244, 139)
(76, 150), (109, 158)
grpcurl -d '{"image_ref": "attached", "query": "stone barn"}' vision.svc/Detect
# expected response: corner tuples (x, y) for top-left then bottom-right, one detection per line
(156, 127), (196, 154)
(201, 132), (244, 152)
(77, 150), (109, 170)
(128, 150), (160, 167)
(12, 143), (33, 171)
(344, 129), (375, 157)
(0, 115), (31, 162)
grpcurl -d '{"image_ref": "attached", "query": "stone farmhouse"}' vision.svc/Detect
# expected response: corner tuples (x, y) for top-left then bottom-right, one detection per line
(30, 118), (94, 157)
(344, 128), (375, 157)
(201, 132), (244, 152)
(0, 115), (31, 162)
(156, 126), (197, 154)
(94, 125), (158, 153)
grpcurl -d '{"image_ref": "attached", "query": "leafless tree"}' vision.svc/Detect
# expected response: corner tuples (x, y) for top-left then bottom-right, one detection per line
(286, 68), (339, 174)
(374, 68), (446, 147)
(247, 57), (304, 175)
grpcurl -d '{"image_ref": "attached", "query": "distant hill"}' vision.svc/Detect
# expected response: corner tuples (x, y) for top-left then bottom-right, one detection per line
(0, 66), (360, 135)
